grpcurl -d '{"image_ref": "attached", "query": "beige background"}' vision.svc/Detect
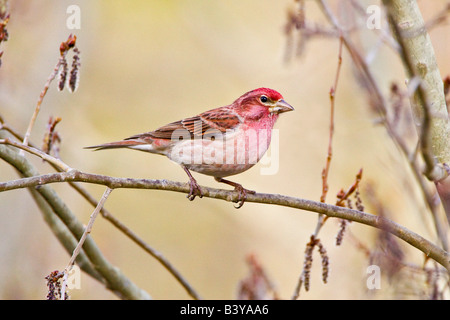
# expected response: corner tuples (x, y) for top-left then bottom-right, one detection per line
(0, 0), (449, 299)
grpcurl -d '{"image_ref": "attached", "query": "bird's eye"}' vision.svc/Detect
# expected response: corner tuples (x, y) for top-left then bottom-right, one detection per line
(260, 95), (268, 103)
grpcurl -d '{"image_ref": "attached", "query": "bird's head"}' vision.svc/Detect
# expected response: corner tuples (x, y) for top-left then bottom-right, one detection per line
(234, 88), (294, 121)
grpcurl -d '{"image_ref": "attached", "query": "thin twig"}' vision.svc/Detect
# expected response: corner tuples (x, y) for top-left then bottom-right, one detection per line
(61, 187), (113, 300)
(292, 35), (344, 300)
(97, 205), (202, 300)
(387, 85), (449, 251)
(320, 36), (343, 203)
(22, 57), (64, 150)
(335, 168), (363, 207)
(0, 138), (72, 171)
(22, 34), (77, 153)
(292, 169), (362, 299)
(316, 0), (387, 116)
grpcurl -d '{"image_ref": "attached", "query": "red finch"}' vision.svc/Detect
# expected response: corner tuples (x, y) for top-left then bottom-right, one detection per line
(87, 88), (294, 208)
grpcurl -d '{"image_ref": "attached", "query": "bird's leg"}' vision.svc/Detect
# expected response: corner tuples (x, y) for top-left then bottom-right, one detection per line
(214, 177), (255, 209)
(182, 166), (203, 201)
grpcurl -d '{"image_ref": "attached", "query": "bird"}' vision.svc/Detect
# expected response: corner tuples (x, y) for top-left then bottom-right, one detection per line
(86, 88), (294, 208)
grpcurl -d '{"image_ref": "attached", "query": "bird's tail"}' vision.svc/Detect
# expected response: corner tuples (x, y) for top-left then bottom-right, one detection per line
(85, 139), (146, 151)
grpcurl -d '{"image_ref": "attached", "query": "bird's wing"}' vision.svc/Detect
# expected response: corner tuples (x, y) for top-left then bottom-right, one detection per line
(130, 106), (242, 141)
(198, 106), (242, 133)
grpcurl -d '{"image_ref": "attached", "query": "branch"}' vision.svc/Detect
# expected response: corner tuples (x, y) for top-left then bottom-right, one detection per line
(22, 34), (78, 149)
(1, 137), (72, 171)
(382, 0), (450, 182)
(0, 132), (151, 300)
(0, 130), (202, 300)
(1, 133), (450, 272)
(316, 0), (388, 119)
(70, 180), (202, 300)
(22, 57), (63, 150)
(293, 37), (345, 299)
(382, 0), (450, 235)
(315, 0), (450, 253)
(320, 36), (343, 203)
(61, 187), (113, 300)
(1, 166), (449, 272)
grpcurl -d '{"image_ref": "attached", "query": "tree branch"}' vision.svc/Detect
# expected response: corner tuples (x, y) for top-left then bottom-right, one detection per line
(61, 187), (113, 300)
(1, 163), (449, 272)
(382, 0), (450, 233)
(315, 0), (450, 252)
(382, 0), (450, 181)
(0, 128), (202, 300)
(0, 131), (151, 300)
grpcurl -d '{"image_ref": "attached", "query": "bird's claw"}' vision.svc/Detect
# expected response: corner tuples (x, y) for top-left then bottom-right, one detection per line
(187, 179), (203, 201)
(233, 185), (255, 209)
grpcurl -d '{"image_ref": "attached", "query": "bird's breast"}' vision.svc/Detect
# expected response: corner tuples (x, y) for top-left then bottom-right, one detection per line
(166, 128), (272, 177)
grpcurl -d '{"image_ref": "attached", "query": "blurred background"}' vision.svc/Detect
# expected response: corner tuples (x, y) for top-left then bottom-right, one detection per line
(0, 0), (449, 299)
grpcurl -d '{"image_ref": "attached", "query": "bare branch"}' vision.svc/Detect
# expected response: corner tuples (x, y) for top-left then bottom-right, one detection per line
(22, 34), (78, 150)
(0, 132), (151, 300)
(293, 37), (345, 299)
(1, 167), (449, 272)
(320, 36), (343, 203)
(1, 138), (72, 171)
(66, 180), (202, 300)
(61, 187), (113, 300)
(0, 128), (202, 299)
(22, 57), (64, 149)
(382, 0), (450, 181)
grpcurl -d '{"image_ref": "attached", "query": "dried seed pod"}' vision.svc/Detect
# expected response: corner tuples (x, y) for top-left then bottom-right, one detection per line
(336, 219), (349, 246)
(57, 57), (68, 91)
(355, 189), (364, 212)
(42, 116), (62, 156)
(302, 235), (318, 291)
(45, 270), (67, 300)
(68, 47), (80, 92)
(317, 241), (329, 284)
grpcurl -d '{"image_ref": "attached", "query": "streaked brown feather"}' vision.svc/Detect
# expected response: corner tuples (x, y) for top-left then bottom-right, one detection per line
(85, 139), (149, 150)
(200, 107), (241, 131)
(127, 106), (242, 141)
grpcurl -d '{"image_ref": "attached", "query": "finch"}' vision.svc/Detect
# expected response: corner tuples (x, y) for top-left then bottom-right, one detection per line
(87, 88), (294, 208)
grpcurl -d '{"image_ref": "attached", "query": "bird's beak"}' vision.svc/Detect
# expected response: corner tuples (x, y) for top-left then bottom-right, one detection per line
(270, 99), (294, 114)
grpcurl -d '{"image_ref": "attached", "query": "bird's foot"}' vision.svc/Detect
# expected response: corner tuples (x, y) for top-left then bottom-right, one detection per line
(183, 166), (203, 201)
(187, 178), (203, 201)
(214, 177), (255, 209)
(233, 184), (255, 209)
